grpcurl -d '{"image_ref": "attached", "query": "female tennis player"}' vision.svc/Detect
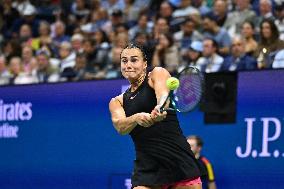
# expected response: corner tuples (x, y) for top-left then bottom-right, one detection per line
(109, 44), (202, 189)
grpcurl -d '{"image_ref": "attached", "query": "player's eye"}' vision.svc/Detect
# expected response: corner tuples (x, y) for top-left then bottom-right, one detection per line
(130, 58), (137, 63)
(121, 59), (128, 64)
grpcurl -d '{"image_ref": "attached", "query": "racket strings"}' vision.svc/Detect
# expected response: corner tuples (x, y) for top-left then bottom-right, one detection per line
(173, 68), (203, 112)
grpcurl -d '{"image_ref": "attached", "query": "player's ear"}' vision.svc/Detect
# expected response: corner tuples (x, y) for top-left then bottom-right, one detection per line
(143, 61), (147, 71)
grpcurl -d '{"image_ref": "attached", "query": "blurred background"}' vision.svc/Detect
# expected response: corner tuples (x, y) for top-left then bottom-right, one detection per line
(0, 0), (284, 189)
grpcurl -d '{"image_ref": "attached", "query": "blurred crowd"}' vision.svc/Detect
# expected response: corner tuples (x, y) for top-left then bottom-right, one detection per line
(0, 0), (284, 85)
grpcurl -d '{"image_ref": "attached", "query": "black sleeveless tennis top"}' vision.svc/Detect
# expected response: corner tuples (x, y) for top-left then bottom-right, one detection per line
(123, 71), (201, 187)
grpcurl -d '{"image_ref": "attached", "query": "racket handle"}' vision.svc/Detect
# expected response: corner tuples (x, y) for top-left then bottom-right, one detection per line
(161, 107), (176, 112)
(159, 92), (173, 112)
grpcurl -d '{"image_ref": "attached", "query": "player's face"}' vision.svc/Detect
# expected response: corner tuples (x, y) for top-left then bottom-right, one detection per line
(120, 48), (147, 82)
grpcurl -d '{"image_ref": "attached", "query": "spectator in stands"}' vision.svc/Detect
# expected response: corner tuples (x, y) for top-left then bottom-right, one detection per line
(172, 0), (199, 18)
(21, 45), (37, 74)
(255, 19), (284, 69)
(11, 3), (40, 38)
(187, 135), (217, 189)
(101, 0), (125, 16)
(196, 38), (224, 73)
(192, 0), (211, 16)
(241, 21), (258, 56)
(212, 0), (228, 27)
(103, 9), (126, 35)
(82, 38), (96, 73)
(152, 33), (180, 74)
(254, 0), (275, 33)
(58, 41), (76, 72)
(31, 21), (53, 51)
(128, 13), (152, 41)
(0, 55), (11, 85)
(123, 0), (140, 26)
(12, 0), (31, 15)
(71, 33), (85, 53)
(259, 0), (275, 21)
(0, 0), (20, 38)
(92, 30), (111, 71)
(18, 24), (33, 45)
(105, 46), (123, 79)
(35, 49), (59, 83)
(33, 0), (60, 23)
(90, 0), (101, 11)
(179, 40), (203, 72)
(152, 17), (170, 40)
(52, 21), (70, 52)
(0, 12), (4, 40)
(8, 56), (37, 84)
(1, 39), (22, 61)
(8, 56), (22, 84)
(103, 32), (128, 79)
(72, 51), (89, 81)
(114, 23), (129, 35)
(3, 0), (281, 85)
(220, 36), (257, 72)
(158, 1), (174, 23)
(113, 32), (129, 49)
(174, 18), (203, 52)
(224, 0), (256, 37)
(272, 48), (284, 68)
(70, 0), (90, 25)
(133, 0), (150, 11)
(81, 8), (109, 34)
(274, 2), (284, 40)
(202, 13), (231, 56)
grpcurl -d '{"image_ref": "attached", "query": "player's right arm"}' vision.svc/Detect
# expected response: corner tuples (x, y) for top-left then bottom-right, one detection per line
(109, 95), (154, 135)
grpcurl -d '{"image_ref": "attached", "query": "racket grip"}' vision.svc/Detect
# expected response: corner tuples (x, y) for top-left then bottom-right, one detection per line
(160, 107), (175, 112)
(160, 105), (166, 112)
(160, 106), (166, 112)
(159, 92), (173, 112)
(159, 95), (170, 112)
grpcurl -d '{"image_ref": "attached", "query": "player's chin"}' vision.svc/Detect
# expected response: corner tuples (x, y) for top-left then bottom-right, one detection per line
(123, 73), (137, 80)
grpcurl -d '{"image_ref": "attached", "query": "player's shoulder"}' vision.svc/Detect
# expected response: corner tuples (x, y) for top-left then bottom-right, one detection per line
(150, 67), (168, 74)
(149, 67), (170, 79)
(109, 94), (123, 106)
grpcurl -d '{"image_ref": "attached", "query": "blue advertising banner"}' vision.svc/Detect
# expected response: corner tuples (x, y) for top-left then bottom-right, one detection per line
(0, 70), (283, 189)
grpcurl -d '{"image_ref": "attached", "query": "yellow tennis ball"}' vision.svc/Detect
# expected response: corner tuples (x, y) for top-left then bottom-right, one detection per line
(166, 77), (180, 90)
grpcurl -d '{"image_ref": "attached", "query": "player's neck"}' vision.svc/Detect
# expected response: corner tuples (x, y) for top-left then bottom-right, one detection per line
(130, 73), (146, 92)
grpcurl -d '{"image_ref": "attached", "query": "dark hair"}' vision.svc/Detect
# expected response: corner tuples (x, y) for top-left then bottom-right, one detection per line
(121, 43), (147, 61)
(95, 29), (109, 43)
(159, 33), (174, 47)
(138, 13), (148, 22)
(204, 37), (219, 49)
(182, 17), (196, 26)
(242, 20), (255, 30)
(186, 135), (204, 147)
(260, 18), (279, 44)
(203, 12), (218, 23)
(76, 51), (87, 58)
(126, 0), (135, 5)
(155, 16), (170, 25)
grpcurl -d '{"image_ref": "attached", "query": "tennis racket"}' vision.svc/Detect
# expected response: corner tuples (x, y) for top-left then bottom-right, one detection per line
(160, 66), (204, 113)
